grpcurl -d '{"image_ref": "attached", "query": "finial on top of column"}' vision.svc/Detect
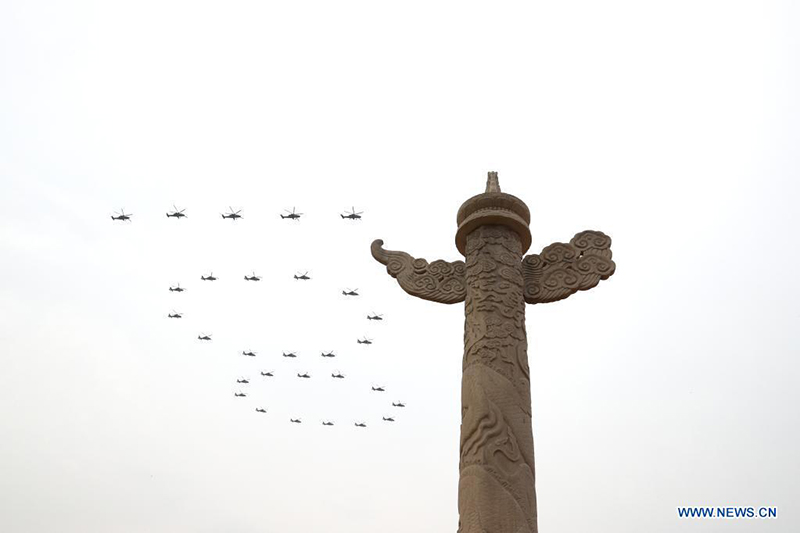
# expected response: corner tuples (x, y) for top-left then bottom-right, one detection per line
(486, 171), (501, 193)
(455, 171), (532, 256)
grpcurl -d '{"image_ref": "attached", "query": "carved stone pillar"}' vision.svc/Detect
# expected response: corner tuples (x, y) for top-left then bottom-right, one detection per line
(459, 225), (536, 533)
(371, 171), (615, 533)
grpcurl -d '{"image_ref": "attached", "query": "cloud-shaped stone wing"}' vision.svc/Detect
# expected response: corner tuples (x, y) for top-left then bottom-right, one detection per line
(371, 240), (466, 304)
(522, 230), (616, 304)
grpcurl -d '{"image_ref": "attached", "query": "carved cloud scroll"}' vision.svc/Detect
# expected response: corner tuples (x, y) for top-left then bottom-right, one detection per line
(522, 230), (616, 304)
(371, 239), (466, 304)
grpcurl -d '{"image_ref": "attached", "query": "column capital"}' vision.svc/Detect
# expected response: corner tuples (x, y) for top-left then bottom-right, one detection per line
(455, 171), (532, 255)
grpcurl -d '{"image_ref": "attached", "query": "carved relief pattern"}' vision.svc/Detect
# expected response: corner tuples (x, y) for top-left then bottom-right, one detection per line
(522, 230), (616, 304)
(459, 225), (537, 533)
(371, 239), (466, 304)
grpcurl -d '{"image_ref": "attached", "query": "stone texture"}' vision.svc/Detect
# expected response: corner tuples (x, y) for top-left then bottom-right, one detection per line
(460, 224), (536, 533)
(371, 172), (616, 533)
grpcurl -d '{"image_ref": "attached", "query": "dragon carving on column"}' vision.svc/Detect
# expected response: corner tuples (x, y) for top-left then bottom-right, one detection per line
(371, 172), (616, 533)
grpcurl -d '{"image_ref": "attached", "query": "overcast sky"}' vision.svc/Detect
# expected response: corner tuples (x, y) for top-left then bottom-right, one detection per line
(1, 1), (799, 532)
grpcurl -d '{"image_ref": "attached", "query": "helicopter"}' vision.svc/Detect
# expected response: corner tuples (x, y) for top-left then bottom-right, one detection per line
(169, 284), (186, 292)
(371, 386), (385, 392)
(242, 350), (257, 357)
(282, 352), (297, 358)
(320, 351), (336, 358)
(237, 378), (250, 384)
(234, 392), (246, 397)
(383, 417), (395, 422)
(260, 371), (274, 377)
(341, 207), (363, 220)
(290, 418), (302, 424)
(255, 408), (267, 413)
(244, 272), (261, 281)
(297, 372), (311, 379)
(280, 207), (303, 220)
(166, 204), (187, 219)
(201, 272), (217, 281)
(198, 333), (212, 341)
(111, 209), (133, 221)
(322, 421), (334, 426)
(342, 288), (359, 296)
(331, 371), (345, 379)
(294, 271), (311, 280)
(221, 207), (242, 220)
(392, 402), (406, 408)
(367, 313), (383, 321)
(354, 422), (367, 428)
(357, 337), (373, 345)
(167, 311), (182, 319)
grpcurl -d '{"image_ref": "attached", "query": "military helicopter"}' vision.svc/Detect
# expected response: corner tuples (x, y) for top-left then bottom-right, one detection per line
(383, 417), (395, 422)
(322, 421), (334, 426)
(367, 313), (383, 321)
(255, 408), (267, 413)
(242, 350), (257, 357)
(357, 337), (373, 345)
(392, 402), (406, 408)
(290, 418), (302, 424)
(297, 372), (311, 379)
(237, 378), (250, 384)
(167, 311), (182, 319)
(221, 207), (242, 220)
(280, 207), (303, 220)
(198, 333), (212, 341)
(342, 288), (359, 296)
(294, 271), (311, 280)
(354, 422), (367, 428)
(234, 392), (246, 397)
(111, 209), (133, 221)
(320, 351), (336, 358)
(201, 272), (217, 281)
(331, 371), (345, 379)
(260, 371), (274, 377)
(169, 284), (186, 292)
(244, 272), (261, 281)
(341, 207), (363, 220)
(166, 204), (187, 219)
(282, 352), (297, 358)
(371, 385), (385, 392)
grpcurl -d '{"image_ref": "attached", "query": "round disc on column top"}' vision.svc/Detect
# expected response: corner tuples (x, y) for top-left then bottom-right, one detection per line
(455, 171), (532, 255)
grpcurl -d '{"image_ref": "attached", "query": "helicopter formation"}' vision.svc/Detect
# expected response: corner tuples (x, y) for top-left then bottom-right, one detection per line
(112, 205), (364, 222)
(218, 348), (404, 426)
(128, 201), (407, 428)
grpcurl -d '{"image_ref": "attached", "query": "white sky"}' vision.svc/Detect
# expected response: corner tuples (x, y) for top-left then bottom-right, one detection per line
(1, 1), (799, 532)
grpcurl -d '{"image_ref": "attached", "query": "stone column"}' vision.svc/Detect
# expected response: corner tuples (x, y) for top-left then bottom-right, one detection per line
(458, 225), (536, 533)
(455, 172), (537, 533)
(371, 171), (615, 533)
